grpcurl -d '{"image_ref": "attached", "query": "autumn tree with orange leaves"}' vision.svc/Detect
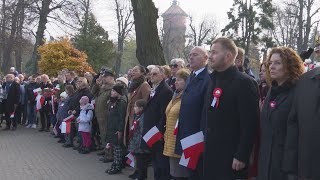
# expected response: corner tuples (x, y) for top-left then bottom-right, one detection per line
(38, 38), (93, 77)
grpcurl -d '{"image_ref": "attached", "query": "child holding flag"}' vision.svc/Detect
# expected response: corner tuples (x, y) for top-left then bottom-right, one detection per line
(127, 99), (148, 180)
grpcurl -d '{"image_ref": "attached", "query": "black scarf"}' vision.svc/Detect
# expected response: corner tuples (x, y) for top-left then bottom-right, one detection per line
(128, 76), (145, 93)
(270, 80), (293, 100)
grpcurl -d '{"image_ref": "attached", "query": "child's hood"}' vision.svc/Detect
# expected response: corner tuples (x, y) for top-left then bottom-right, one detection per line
(81, 103), (94, 111)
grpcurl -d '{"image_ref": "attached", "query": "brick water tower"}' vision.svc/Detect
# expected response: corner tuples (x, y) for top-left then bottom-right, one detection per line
(162, 0), (188, 63)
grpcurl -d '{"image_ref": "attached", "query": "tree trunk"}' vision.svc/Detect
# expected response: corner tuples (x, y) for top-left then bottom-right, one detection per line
(15, 0), (25, 73)
(297, 0), (304, 53)
(30, 0), (52, 73)
(2, 1), (21, 72)
(131, 0), (166, 66)
(115, 37), (124, 77)
(0, 0), (6, 67)
(303, 0), (312, 51)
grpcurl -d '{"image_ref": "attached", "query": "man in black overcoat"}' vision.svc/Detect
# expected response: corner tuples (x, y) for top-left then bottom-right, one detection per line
(2, 74), (20, 130)
(141, 66), (173, 180)
(201, 37), (259, 180)
(283, 67), (320, 180)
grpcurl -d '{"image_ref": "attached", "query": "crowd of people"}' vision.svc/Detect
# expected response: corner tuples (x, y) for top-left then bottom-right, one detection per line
(1, 37), (320, 180)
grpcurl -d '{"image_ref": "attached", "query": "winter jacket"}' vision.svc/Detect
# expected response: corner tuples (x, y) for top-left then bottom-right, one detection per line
(25, 82), (40, 104)
(77, 103), (94, 132)
(105, 97), (127, 145)
(163, 91), (182, 158)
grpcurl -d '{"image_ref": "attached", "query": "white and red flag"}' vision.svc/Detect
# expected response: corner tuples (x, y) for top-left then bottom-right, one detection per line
(173, 119), (179, 135)
(10, 112), (15, 118)
(180, 131), (204, 158)
(126, 152), (135, 168)
(33, 88), (41, 96)
(61, 115), (74, 134)
(36, 95), (45, 112)
(63, 114), (75, 122)
(179, 152), (200, 170)
(143, 126), (163, 147)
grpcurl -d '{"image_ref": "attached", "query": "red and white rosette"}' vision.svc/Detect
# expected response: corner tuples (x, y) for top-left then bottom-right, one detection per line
(211, 88), (223, 108)
(269, 101), (276, 109)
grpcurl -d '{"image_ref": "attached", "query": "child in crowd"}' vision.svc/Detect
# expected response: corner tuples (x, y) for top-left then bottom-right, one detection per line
(105, 85), (127, 175)
(55, 91), (68, 143)
(76, 96), (94, 154)
(127, 99), (148, 180)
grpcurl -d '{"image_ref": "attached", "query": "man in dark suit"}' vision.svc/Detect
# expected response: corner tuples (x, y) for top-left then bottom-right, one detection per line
(202, 37), (259, 180)
(141, 66), (173, 180)
(283, 67), (320, 180)
(175, 46), (211, 179)
(2, 74), (20, 130)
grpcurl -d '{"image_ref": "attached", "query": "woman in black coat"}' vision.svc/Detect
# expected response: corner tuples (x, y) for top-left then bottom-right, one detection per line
(257, 47), (304, 180)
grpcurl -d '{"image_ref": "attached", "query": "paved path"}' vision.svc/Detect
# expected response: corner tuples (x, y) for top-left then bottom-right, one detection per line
(0, 123), (153, 180)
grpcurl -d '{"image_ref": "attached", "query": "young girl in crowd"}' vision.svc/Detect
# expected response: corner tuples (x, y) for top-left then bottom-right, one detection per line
(76, 96), (94, 154)
(127, 99), (148, 180)
(105, 84), (127, 175)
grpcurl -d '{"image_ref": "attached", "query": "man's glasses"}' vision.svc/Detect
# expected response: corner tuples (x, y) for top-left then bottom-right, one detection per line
(169, 64), (178, 68)
(151, 72), (159, 76)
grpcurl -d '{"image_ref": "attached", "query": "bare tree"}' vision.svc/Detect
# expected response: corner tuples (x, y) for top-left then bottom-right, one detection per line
(188, 15), (218, 46)
(114, 0), (134, 76)
(297, 0), (320, 52)
(29, 0), (80, 73)
(2, 0), (23, 71)
(271, 2), (299, 48)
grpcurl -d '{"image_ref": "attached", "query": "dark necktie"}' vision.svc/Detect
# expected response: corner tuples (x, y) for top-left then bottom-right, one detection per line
(189, 73), (196, 82)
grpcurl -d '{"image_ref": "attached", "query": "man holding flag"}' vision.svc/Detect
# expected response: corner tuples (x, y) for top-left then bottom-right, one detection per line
(175, 46), (210, 179)
(141, 66), (173, 180)
(202, 37), (259, 179)
(2, 74), (20, 131)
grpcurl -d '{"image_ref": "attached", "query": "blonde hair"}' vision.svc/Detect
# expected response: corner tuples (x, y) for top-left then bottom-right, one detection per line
(176, 68), (191, 81)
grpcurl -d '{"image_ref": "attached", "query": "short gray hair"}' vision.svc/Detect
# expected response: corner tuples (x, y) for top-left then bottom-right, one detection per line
(170, 58), (185, 67)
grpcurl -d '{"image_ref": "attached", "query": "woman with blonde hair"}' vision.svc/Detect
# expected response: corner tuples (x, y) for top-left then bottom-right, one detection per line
(163, 68), (190, 180)
(257, 47), (304, 180)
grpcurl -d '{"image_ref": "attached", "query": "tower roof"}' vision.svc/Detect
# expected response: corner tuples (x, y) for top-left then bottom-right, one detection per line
(162, 0), (188, 17)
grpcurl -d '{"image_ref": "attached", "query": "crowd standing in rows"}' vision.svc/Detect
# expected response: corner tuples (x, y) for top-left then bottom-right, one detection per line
(1, 37), (320, 180)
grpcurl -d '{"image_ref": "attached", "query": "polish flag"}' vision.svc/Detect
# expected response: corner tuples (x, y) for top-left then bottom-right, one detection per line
(173, 119), (179, 135)
(61, 121), (71, 134)
(63, 114), (75, 122)
(179, 152), (200, 170)
(126, 152), (135, 168)
(180, 131), (204, 158)
(10, 112), (15, 118)
(33, 88), (41, 96)
(143, 126), (163, 147)
(36, 95), (45, 112)
(61, 115), (74, 134)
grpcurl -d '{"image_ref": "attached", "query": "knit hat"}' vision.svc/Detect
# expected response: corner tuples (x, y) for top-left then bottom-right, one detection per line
(112, 84), (124, 96)
(60, 91), (68, 99)
(116, 77), (129, 87)
(80, 96), (90, 106)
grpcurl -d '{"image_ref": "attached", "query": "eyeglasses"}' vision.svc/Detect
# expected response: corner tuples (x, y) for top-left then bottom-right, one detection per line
(151, 72), (159, 76)
(169, 64), (178, 68)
